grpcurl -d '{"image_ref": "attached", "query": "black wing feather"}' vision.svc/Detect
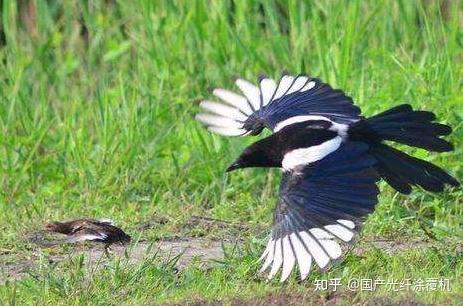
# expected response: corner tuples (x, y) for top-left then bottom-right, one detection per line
(197, 74), (361, 136)
(260, 142), (379, 282)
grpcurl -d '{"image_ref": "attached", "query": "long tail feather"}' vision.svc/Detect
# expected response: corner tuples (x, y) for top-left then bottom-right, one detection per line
(350, 104), (453, 152)
(369, 143), (459, 194)
(350, 104), (459, 194)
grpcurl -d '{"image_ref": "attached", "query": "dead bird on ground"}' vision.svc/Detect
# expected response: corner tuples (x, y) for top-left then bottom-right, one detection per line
(45, 218), (131, 247)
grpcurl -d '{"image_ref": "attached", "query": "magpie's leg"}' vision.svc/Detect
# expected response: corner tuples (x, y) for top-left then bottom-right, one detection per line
(104, 244), (113, 258)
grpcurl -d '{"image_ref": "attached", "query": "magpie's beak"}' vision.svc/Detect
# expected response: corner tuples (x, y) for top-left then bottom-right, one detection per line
(226, 161), (242, 172)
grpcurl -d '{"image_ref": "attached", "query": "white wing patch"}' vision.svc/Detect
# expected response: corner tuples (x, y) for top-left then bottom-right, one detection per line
(280, 236), (296, 282)
(282, 136), (343, 170)
(196, 101), (248, 136)
(67, 233), (108, 243)
(273, 115), (349, 136)
(259, 78), (277, 106)
(212, 89), (253, 115)
(198, 101), (248, 122)
(207, 126), (245, 136)
(260, 239), (276, 272)
(273, 75), (295, 100)
(324, 224), (355, 242)
(235, 78), (261, 110)
(268, 239), (283, 279)
(260, 222), (356, 281)
(197, 74), (318, 137)
(98, 218), (114, 225)
(286, 76), (309, 95)
(289, 233), (312, 280)
(301, 81), (316, 92)
(196, 113), (244, 129)
(337, 219), (355, 229)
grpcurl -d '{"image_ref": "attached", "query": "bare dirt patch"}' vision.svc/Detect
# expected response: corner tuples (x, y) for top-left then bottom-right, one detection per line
(1, 216), (457, 285)
(0, 235), (229, 284)
(352, 238), (433, 256)
(167, 291), (427, 306)
(164, 291), (326, 306)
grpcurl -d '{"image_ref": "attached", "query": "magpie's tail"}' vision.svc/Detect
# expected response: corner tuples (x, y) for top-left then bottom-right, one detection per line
(368, 143), (458, 194)
(350, 104), (453, 152)
(349, 104), (459, 194)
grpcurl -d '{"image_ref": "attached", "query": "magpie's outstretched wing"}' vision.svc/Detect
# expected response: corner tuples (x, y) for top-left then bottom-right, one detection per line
(260, 142), (379, 282)
(196, 74), (361, 136)
(66, 227), (108, 243)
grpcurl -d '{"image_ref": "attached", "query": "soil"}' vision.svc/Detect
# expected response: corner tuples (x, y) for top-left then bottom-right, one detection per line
(166, 291), (426, 306)
(0, 236), (227, 284)
(0, 216), (454, 286)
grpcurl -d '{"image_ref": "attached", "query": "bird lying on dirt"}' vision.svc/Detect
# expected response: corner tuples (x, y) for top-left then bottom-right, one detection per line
(45, 218), (131, 247)
(196, 73), (459, 282)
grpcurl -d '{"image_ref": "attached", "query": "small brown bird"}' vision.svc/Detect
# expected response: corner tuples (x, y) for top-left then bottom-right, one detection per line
(45, 218), (131, 246)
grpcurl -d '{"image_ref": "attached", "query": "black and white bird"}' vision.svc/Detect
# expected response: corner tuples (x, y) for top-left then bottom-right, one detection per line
(195, 73), (459, 282)
(45, 218), (131, 245)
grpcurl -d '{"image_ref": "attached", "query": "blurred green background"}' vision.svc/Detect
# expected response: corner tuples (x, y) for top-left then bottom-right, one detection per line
(0, 0), (462, 305)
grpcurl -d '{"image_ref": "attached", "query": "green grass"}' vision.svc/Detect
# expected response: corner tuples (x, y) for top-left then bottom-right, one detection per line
(1, 0), (462, 305)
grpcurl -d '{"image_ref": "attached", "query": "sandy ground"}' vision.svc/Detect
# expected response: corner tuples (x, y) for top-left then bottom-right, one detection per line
(0, 235), (229, 284)
(0, 229), (435, 286)
(0, 227), (453, 305)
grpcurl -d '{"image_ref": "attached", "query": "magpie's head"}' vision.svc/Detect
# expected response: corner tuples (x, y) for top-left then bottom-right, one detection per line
(226, 135), (281, 172)
(45, 221), (69, 234)
(226, 156), (249, 172)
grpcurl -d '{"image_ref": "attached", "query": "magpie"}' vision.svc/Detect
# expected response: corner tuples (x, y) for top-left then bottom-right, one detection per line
(195, 73), (459, 282)
(45, 218), (131, 245)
